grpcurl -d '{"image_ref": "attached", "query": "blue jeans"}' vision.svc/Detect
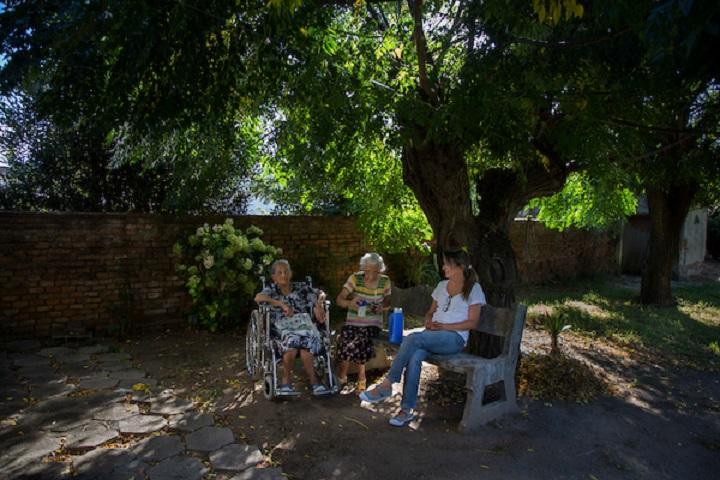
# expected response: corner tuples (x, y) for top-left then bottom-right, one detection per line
(387, 330), (465, 410)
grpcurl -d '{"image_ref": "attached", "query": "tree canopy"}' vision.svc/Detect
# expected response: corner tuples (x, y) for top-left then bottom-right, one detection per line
(1, 0), (719, 307)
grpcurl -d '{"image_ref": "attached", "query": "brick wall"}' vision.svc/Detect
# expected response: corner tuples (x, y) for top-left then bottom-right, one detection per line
(0, 212), (369, 337)
(509, 220), (619, 283)
(0, 213), (618, 338)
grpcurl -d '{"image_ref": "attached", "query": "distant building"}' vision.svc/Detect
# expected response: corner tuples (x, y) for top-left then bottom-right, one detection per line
(620, 197), (708, 280)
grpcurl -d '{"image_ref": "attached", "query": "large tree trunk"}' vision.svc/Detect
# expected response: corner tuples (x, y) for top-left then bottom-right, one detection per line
(400, 144), (518, 306)
(401, 143), (521, 356)
(640, 183), (697, 306)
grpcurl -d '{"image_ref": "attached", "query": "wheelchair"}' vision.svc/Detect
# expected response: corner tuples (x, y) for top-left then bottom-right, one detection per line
(245, 276), (340, 400)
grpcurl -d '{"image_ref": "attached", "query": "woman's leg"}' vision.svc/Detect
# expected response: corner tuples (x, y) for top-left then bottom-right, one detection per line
(386, 332), (423, 383)
(369, 332), (423, 392)
(299, 349), (319, 384)
(337, 360), (350, 381)
(398, 331), (465, 411)
(281, 349), (297, 385)
(357, 362), (366, 383)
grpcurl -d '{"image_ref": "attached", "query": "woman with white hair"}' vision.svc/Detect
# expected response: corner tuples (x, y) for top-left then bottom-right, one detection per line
(335, 252), (392, 391)
(254, 259), (330, 396)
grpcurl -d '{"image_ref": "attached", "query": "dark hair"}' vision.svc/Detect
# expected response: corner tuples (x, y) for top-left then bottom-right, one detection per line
(443, 248), (478, 299)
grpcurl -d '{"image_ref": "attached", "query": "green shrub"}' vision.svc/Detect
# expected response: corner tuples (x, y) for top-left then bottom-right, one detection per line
(174, 219), (281, 331)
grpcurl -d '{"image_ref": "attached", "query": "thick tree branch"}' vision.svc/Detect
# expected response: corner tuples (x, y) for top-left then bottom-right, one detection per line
(406, 0), (439, 105)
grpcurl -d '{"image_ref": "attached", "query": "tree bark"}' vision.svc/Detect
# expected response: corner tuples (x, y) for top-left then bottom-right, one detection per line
(640, 183), (697, 306)
(401, 142), (522, 356)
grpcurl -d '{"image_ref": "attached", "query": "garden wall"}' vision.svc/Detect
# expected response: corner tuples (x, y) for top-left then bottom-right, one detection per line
(509, 219), (619, 283)
(0, 212), (369, 337)
(0, 212), (618, 337)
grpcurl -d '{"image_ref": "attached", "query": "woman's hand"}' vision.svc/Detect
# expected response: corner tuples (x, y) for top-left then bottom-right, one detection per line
(314, 292), (327, 323)
(277, 302), (294, 317)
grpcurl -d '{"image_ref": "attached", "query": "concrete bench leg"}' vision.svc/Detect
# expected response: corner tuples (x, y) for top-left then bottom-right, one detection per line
(459, 368), (489, 433)
(458, 368), (520, 433)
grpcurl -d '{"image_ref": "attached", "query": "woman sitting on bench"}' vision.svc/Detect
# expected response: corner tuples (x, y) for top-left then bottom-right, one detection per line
(359, 246), (486, 426)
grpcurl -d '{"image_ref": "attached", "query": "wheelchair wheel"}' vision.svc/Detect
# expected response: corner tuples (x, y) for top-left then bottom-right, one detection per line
(263, 373), (275, 400)
(245, 310), (261, 380)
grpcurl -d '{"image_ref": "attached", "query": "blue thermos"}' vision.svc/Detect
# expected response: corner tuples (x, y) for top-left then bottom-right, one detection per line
(389, 307), (404, 344)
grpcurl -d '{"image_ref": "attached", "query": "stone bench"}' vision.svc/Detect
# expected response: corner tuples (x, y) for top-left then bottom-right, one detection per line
(425, 304), (527, 432)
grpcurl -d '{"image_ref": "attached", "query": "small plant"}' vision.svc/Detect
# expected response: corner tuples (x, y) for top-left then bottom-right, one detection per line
(174, 219), (281, 332)
(542, 311), (572, 355)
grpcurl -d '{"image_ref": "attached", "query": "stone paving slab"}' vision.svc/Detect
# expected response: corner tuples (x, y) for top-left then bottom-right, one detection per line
(0, 433), (63, 476)
(168, 411), (214, 432)
(57, 364), (95, 377)
(17, 364), (62, 379)
(73, 447), (148, 480)
(0, 343), (288, 480)
(210, 443), (264, 472)
(118, 414), (167, 434)
(78, 374), (119, 390)
(92, 403), (139, 421)
(10, 353), (51, 367)
(99, 360), (134, 371)
(117, 377), (157, 391)
(230, 468), (285, 480)
(3, 457), (70, 480)
(110, 368), (147, 380)
(132, 435), (185, 462)
(54, 352), (92, 364)
(96, 352), (132, 362)
(29, 381), (76, 399)
(149, 396), (195, 415)
(186, 426), (234, 452)
(64, 420), (118, 450)
(148, 455), (208, 480)
(78, 345), (109, 355)
(117, 388), (152, 402)
(39, 346), (74, 357)
(0, 399), (26, 418)
(4, 340), (42, 352)
(0, 385), (28, 400)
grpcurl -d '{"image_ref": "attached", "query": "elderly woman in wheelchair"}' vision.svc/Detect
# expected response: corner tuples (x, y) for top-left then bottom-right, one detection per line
(251, 259), (337, 397)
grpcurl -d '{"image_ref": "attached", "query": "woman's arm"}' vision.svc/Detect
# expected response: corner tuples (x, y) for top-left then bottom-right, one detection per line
(424, 300), (439, 329)
(429, 304), (482, 331)
(254, 293), (294, 317)
(313, 291), (327, 323)
(336, 287), (361, 309)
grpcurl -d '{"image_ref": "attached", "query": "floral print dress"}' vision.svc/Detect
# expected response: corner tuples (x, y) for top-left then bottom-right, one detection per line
(261, 283), (324, 355)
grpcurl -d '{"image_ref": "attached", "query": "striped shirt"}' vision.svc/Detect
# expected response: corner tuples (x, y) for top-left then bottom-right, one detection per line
(343, 272), (392, 327)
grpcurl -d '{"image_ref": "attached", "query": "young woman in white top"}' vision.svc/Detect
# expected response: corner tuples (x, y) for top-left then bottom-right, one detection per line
(359, 247), (486, 426)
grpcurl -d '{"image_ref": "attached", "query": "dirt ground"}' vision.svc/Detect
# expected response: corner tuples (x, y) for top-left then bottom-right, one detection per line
(119, 311), (720, 480)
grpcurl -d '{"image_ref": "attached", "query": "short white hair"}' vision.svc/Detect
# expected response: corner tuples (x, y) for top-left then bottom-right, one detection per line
(270, 259), (291, 274)
(359, 252), (385, 272)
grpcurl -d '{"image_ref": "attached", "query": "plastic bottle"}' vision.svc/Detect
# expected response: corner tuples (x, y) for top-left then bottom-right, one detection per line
(389, 307), (404, 344)
(357, 299), (367, 317)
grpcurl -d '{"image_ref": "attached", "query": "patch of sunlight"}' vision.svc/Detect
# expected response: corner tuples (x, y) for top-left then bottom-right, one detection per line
(580, 291), (610, 306)
(607, 329), (642, 345)
(527, 304), (558, 317)
(708, 341), (720, 357)
(564, 300), (613, 320)
(678, 302), (720, 327)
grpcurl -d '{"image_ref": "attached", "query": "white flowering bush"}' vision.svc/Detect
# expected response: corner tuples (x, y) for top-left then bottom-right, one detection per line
(173, 219), (281, 331)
